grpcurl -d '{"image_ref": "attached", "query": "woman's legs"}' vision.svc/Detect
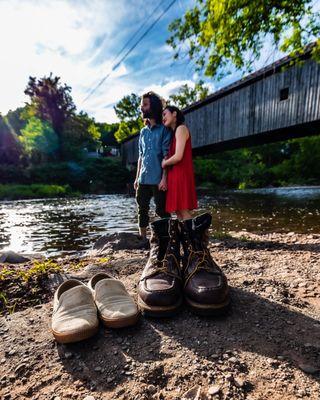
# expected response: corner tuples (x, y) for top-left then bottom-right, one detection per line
(176, 209), (192, 220)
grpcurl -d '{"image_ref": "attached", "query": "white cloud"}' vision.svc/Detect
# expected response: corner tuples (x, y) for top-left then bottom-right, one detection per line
(0, 0), (211, 122)
(0, 0), (133, 115)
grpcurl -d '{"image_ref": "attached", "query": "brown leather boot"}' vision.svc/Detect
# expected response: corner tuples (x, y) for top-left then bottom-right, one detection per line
(138, 218), (182, 317)
(180, 213), (230, 315)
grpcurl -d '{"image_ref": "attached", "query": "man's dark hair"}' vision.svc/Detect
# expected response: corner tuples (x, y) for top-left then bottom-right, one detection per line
(142, 92), (163, 124)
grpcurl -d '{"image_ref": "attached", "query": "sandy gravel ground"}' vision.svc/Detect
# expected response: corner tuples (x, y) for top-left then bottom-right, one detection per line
(0, 231), (319, 400)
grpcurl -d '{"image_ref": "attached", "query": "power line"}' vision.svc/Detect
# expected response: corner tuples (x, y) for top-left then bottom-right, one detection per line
(82, 0), (177, 104)
(83, 0), (164, 99)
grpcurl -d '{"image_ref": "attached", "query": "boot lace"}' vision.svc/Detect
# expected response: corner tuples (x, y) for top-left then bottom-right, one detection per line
(142, 252), (181, 281)
(184, 247), (220, 288)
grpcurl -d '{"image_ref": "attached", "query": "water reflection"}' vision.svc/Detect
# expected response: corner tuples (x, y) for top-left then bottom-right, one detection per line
(0, 187), (320, 256)
(199, 187), (320, 234)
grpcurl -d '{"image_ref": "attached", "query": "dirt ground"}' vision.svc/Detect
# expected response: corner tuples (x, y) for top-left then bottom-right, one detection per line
(0, 231), (319, 400)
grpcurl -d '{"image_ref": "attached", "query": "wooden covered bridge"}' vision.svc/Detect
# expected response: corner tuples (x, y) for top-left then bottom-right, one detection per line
(121, 48), (320, 165)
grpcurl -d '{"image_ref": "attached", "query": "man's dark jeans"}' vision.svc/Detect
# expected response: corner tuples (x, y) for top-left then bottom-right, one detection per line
(136, 184), (170, 228)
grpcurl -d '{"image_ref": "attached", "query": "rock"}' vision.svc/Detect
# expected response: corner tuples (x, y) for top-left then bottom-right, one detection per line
(0, 251), (30, 264)
(147, 385), (157, 394)
(298, 363), (319, 374)
(14, 363), (27, 377)
(83, 396), (95, 400)
(182, 385), (202, 400)
(208, 385), (220, 395)
(91, 232), (149, 253)
(233, 377), (245, 388)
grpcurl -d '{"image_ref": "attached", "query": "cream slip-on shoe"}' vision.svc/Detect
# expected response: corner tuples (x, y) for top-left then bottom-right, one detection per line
(51, 279), (99, 343)
(88, 273), (140, 328)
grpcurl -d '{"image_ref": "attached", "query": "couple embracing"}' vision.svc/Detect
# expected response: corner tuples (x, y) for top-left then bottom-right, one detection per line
(135, 92), (230, 317)
(134, 91), (197, 236)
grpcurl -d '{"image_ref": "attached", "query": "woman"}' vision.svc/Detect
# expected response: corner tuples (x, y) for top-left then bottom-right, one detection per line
(161, 105), (198, 220)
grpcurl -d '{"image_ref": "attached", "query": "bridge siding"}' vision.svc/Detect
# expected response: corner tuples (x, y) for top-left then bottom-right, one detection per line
(122, 57), (320, 164)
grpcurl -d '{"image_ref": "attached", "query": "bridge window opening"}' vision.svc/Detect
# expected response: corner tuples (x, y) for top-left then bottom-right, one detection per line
(280, 87), (289, 101)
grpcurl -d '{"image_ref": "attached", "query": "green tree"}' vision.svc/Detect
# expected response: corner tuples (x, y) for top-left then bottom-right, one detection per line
(5, 107), (27, 136)
(19, 117), (59, 163)
(62, 112), (101, 159)
(115, 121), (140, 143)
(114, 93), (143, 143)
(167, 0), (320, 79)
(24, 73), (76, 158)
(114, 93), (141, 122)
(96, 122), (120, 155)
(169, 80), (209, 108)
(0, 114), (23, 164)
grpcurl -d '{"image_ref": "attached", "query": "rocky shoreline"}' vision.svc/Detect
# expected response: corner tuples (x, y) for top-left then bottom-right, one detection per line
(0, 231), (319, 399)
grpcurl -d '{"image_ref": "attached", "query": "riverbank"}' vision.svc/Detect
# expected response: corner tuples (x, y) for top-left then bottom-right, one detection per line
(0, 184), (80, 200)
(0, 231), (319, 399)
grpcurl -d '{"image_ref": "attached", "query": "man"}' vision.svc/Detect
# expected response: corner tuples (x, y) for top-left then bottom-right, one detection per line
(134, 92), (171, 238)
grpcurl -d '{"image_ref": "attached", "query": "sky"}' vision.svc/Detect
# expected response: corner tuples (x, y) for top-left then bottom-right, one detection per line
(0, 0), (211, 122)
(0, 0), (316, 123)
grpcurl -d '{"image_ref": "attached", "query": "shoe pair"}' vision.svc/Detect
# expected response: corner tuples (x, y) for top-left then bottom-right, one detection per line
(138, 213), (230, 317)
(51, 273), (139, 343)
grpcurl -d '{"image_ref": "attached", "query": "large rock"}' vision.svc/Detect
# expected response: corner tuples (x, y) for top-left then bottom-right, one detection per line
(91, 232), (149, 254)
(0, 251), (30, 264)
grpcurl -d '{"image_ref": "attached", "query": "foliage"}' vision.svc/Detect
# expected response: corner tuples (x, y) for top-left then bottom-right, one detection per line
(194, 135), (320, 189)
(96, 122), (120, 155)
(168, 80), (210, 108)
(114, 93), (143, 143)
(0, 260), (61, 315)
(19, 117), (59, 163)
(167, 0), (320, 79)
(62, 112), (101, 159)
(115, 120), (143, 143)
(114, 93), (141, 122)
(24, 73), (76, 158)
(0, 114), (22, 164)
(0, 184), (76, 200)
(0, 158), (130, 194)
(5, 107), (26, 136)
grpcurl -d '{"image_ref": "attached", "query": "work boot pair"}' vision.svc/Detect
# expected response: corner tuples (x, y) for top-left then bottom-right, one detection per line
(138, 213), (230, 317)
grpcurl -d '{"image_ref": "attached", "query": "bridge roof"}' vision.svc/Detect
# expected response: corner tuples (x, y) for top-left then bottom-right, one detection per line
(183, 44), (314, 114)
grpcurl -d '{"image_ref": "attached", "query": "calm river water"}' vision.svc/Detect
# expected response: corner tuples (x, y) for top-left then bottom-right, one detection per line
(1, 186), (320, 256)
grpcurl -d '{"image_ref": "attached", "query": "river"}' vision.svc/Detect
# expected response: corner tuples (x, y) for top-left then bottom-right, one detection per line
(1, 186), (320, 256)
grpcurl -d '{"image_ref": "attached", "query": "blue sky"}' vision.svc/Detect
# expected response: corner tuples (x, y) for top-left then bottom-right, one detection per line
(0, 0), (210, 122)
(1, 0), (315, 123)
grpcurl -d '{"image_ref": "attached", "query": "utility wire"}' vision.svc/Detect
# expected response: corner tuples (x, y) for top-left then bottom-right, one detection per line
(83, 0), (164, 99)
(82, 0), (177, 104)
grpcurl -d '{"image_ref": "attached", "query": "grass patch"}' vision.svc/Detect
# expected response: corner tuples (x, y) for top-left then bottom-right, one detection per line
(0, 183), (79, 200)
(0, 259), (62, 315)
(211, 231), (233, 240)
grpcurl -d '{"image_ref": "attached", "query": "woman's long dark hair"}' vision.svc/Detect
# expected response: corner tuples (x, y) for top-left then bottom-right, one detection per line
(164, 105), (185, 132)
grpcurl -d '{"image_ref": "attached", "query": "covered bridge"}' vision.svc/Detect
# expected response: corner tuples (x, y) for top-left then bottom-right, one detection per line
(121, 48), (320, 165)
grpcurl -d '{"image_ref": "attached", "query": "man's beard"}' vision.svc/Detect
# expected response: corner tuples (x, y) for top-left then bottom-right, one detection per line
(142, 110), (153, 119)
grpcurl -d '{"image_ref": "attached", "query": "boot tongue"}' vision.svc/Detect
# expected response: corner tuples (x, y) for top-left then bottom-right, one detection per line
(192, 213), (212, 231)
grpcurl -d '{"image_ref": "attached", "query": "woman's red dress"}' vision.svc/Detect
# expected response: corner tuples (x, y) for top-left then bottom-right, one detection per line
(166, 129), (198, 213)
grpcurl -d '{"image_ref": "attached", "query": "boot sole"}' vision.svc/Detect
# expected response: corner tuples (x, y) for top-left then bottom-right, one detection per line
(100, 312), (140, 328)
(51, 322), (99, 344)
(185, 296), (230, 317)
(138, 296), (183, 318)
